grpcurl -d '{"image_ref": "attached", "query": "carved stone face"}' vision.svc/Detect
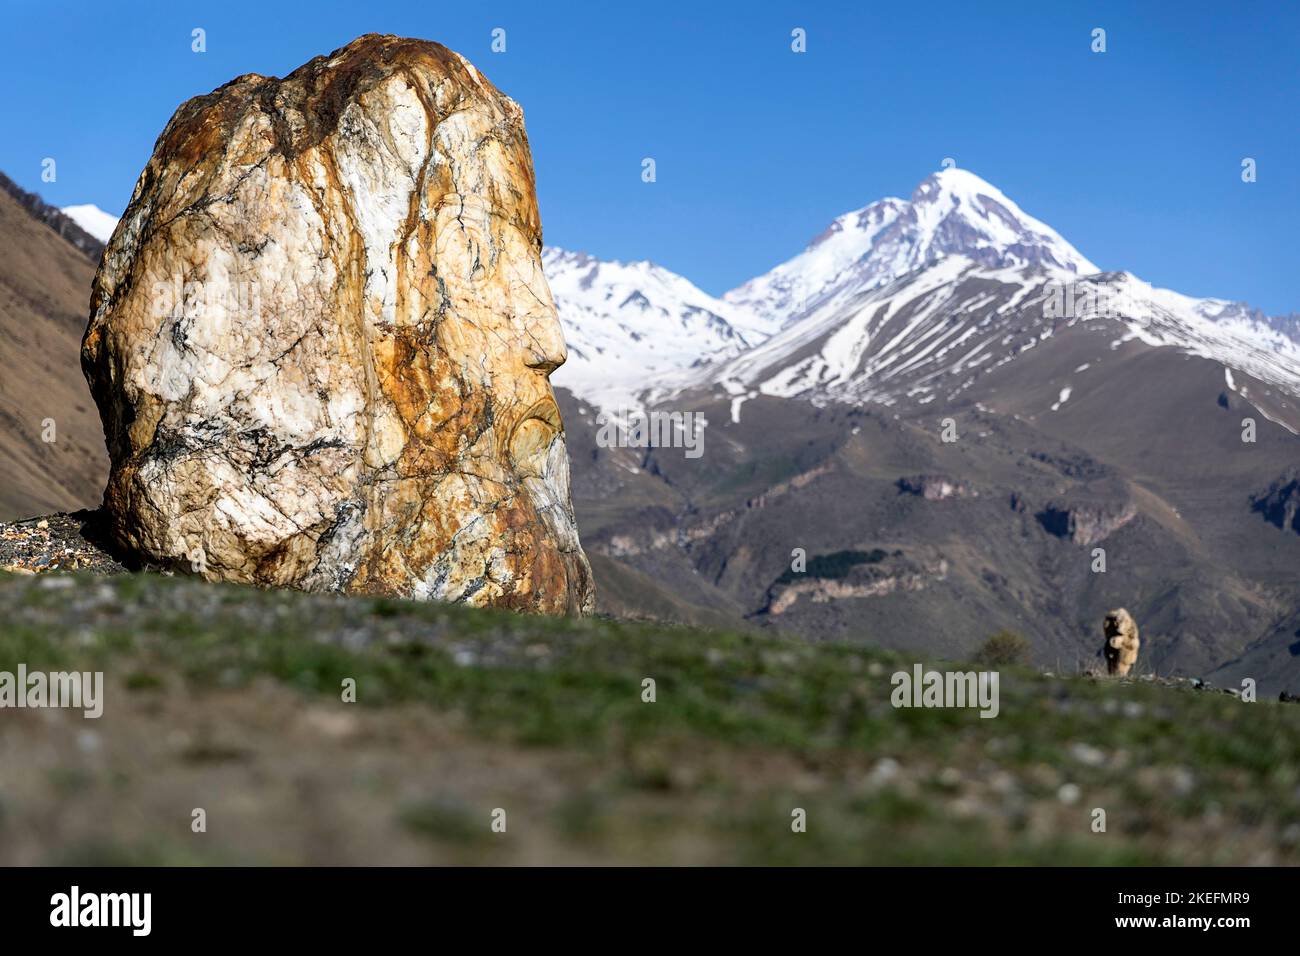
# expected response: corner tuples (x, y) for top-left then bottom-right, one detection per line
(82, 36), (594, 614)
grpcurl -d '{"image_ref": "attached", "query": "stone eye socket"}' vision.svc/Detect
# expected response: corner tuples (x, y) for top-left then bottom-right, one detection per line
(432, 192), (512, 287)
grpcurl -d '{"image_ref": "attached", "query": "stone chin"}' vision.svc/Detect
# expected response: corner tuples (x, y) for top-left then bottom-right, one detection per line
(388, 397), (593, 615)
(509, 399), (593, 614)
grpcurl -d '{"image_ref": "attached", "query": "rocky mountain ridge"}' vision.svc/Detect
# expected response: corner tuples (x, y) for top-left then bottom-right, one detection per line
(0, 171), (105, 262)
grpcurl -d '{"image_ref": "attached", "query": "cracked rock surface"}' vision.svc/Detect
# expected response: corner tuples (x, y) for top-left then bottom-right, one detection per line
(81, 34), (594, 614)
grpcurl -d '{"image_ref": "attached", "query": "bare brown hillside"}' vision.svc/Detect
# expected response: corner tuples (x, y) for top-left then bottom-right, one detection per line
(0, 177), (107, 520)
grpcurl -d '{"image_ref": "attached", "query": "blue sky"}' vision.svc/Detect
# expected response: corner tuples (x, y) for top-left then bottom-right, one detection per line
(2, 0), (1296, 313)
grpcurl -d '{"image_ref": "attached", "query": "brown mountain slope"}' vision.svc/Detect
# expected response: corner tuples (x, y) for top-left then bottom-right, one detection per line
(0, 171), (106, 263)
(0, 177), (107, 519)
(560, 331), (1300, 695)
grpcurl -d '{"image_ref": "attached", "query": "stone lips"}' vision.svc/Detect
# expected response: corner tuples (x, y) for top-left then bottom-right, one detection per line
(81, 34), (594, 615)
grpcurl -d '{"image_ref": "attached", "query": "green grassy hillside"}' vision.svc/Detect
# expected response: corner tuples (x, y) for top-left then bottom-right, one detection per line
(1, 570), (1296, 865)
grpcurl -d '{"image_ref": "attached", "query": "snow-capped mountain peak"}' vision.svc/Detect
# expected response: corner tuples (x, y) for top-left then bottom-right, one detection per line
(906, 167), (1096, 275)
(725, 167), (1096, 328)
(542, 246), (769, 409)
(542, 171), (1297, 424)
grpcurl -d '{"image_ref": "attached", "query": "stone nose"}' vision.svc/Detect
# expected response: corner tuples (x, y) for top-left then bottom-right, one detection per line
(522, 308), (568, 375)
(526, 355), (563, 374)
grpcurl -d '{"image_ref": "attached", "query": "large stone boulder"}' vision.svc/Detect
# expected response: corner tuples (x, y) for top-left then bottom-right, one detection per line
(81, 34), (594, 614)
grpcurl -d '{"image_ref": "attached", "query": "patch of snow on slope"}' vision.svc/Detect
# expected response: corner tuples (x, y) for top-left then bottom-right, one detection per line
(60, 204), (120, 242)
(724, 197), (908, 328)
(1099, 273), (1300, 397)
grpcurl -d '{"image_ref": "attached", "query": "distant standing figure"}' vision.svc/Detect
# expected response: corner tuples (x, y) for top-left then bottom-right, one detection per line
(1102, 609), (1140, 677)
